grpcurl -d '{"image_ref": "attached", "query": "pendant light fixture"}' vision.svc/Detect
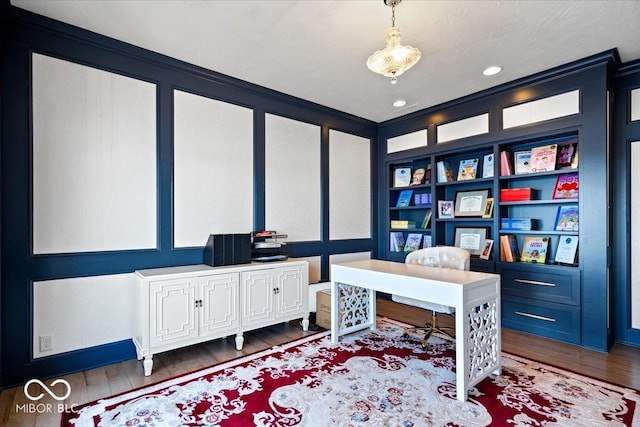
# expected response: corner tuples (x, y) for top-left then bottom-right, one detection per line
(366, 0), (421, 84)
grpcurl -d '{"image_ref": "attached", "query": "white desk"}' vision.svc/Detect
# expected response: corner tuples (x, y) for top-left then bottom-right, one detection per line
(330, 259), (501, 401)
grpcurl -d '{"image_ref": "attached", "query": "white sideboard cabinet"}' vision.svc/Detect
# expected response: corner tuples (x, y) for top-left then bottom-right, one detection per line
(133, 260), (309, 375)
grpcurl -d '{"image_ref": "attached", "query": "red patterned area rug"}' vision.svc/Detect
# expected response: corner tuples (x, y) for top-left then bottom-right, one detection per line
(62, 318), (639, 426)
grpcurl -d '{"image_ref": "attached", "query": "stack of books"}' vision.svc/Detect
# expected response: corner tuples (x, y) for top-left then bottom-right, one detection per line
(500, 188), (534, 202)
(501, 218), (538, 231)
(391, 220), (416, 229)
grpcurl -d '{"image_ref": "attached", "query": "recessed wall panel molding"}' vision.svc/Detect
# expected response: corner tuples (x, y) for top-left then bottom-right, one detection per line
(329, 130), (371, 240)
(33, 274), (137, 358)
(631, 141), (640, 329)
(265, 114), (321, 242)
(32, 53), (157, 254)
(328, 252), (371, 278)
(503, 89), (580, 129)
(174, 90), (254, 248)
(437, 113), (489, 143)
(387, 129), (427, 154)
(632, 88), (640, 122)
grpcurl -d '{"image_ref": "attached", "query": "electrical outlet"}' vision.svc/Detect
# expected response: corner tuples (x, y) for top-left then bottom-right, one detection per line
(39, 334), (53, 352)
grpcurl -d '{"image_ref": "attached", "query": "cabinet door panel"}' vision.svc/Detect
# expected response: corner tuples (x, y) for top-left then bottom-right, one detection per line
(276, 266), (306, 319)
(241, 270), (275, 327)
(149, 279), (198, 347)
(200, 273), (240, 338)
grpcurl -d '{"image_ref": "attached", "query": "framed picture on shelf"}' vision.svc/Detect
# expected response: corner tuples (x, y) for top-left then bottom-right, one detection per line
(454, 227), (488, 256)
(438, 200), (454, 218)
(454, 189), (490, 217)
(479, 239), (494, 260)
(393, 167), (412, 187)
(482, 198), (494, 218)
(556, 139), (578, 169)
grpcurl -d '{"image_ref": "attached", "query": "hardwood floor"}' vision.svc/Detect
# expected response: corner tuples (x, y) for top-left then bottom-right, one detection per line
(2, 300), (640, 426)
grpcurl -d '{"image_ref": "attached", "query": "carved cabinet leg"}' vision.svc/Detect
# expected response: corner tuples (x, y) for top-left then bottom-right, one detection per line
(143, 355), (153, 376)
(235, 333), (244, 351)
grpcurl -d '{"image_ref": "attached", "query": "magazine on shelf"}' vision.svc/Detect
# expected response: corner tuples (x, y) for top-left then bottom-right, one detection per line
(390, 232), (405, 252)
(410, 167), (426, 185)
(552, 173), (579, 199)
(555, 235), (579, 265)
(396, 189), (413, 207)
(514, 150), (531, 175)
(457, 158), (479, 181)
(483, 153), (494, 178)
(393, 167), (412, 187)
(422, 234), (432, 248)
(529, 144), (557, 172)
(404, 233), (423, 252)
(436, 161), (454, 183)
(521, 236), (549, 263)
(554, 205), (579, 231)
(500, 151), (513, 176)
(556, 139), (579, 169)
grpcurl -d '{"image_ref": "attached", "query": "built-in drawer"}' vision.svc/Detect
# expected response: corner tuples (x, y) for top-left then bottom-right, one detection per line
(498, 264), (580, 306)
(502, 296), (580, 344)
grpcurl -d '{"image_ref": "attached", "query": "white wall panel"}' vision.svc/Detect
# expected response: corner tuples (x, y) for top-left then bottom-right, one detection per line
(174, 90), (254, 247)
(32, 54), (157, 254)
(387, 129), (427, 153)
(329, 130), (371, 240)
(33, 274), (137, 358)
(631, 142), (640, 329)
(503, 90), (580, 129)
(265, 114), (321, 242)
(437, 113), (489, 143)
(632, 88), (640, 122)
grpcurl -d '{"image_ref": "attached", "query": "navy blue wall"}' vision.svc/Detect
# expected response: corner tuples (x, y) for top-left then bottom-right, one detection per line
(612, 60), (640, 347)
(0, 3), (377, 387)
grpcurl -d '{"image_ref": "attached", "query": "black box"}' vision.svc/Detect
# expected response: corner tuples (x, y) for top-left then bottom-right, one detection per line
(203, 233), (251, 267)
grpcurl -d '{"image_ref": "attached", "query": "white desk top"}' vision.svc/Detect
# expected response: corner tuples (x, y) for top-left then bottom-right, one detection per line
(332, 259), (497, 286)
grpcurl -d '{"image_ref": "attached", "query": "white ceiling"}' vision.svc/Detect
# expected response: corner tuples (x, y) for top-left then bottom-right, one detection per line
(12, 0), (640, 123)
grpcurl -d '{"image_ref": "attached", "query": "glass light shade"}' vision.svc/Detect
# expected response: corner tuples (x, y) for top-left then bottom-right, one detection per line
(366, 27), (421, 78)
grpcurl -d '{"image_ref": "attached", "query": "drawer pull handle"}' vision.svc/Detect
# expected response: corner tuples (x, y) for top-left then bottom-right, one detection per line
(515, 279), (556, 287)
(515, 311), (556, 322)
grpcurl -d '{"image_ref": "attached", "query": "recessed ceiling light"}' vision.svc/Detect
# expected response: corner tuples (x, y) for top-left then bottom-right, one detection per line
(483, 66), (503, 76)
(393, 99), (407, 108)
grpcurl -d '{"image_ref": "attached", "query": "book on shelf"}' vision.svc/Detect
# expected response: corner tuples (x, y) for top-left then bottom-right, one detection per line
(556, 138), (579, 169)
(457, 158), (479, 181)
(530, 143), (557, 172)
(390, 232), (405, 252)
(500, 187), (533, 202)
(396, 189), (413, 207)
(393, 167), (412, 187)
(500, 151), (513, 176)
(555, 235), (579, 265)
(410, 167), (426, 186)
(420, 208), (432, 228)
(404, 233), (423, 252)
(391, 220), (416, 229)
(436, 161), (454, 183)
(521, 236), (549, 263)
(552, 173), (579, 199)
(501, 218), (538, 231)
(500, 234), (521, 262)
(424, 164), (432, 185)
(414, 192), (432, 206)
(514, 150), (531, 175)
(482, 153), (494, 178)
(554, 205), (579, 232)
(422, 234), (432, 248)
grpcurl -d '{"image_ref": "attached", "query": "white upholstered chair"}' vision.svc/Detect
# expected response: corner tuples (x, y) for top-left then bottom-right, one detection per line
(392, 246), (470, 349)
